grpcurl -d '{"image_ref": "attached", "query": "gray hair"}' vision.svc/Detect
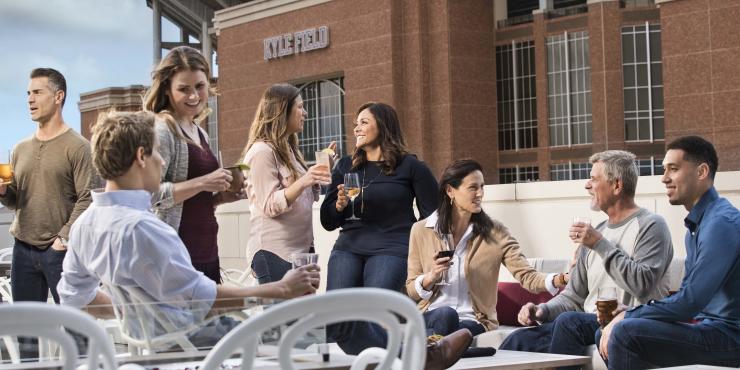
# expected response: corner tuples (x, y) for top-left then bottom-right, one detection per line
(589, 150), (638, 197)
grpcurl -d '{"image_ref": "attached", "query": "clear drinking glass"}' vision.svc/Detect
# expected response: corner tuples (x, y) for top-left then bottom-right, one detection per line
(435, 233), (454, 286)
(290, 252), (319, 269)
(572, 216), (591, 244)
(344, 173), (361, 221)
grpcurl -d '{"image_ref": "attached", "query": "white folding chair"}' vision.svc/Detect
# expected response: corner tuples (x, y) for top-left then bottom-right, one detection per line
(103, 284), (200, 354)
(201, 288), (426, 370)
(0, 248), (11, 263)
(0, 302), (117, 370)
(220, 267), (257, 288)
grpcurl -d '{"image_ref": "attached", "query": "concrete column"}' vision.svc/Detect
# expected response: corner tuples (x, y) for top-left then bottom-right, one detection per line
(539, 0), (553, 11)
(202, 21), (212, 76)
(152, 0), (162, 66)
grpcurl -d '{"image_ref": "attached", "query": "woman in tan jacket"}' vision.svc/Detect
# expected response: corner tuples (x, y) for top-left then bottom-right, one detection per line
(406, 159), (567, 336)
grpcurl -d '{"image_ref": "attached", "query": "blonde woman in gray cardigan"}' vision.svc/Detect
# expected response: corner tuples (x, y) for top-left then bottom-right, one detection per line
(144, 46), (245, 283)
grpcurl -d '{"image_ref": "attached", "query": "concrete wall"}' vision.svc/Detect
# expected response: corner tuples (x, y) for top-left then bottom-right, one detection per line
(215, 171), (740, 291)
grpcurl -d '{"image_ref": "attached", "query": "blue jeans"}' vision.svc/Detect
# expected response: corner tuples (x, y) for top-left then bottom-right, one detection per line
(423, 306), (486, 337)
(11, 238), (66, 303)
(500, 312), (600, 370)
(326, 250), (407, 355)
(251, 250), (292, 284)
(11, 238), (67, 359)
(603, 319), (740, 369)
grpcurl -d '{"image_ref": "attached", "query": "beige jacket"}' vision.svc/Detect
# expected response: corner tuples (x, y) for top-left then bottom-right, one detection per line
(405, 219), (548, 331)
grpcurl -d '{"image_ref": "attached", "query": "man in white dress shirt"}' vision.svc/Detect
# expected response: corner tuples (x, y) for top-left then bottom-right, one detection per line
(57, 111), (319, 348)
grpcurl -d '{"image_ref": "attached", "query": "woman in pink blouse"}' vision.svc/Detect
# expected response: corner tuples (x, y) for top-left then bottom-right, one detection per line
(241, 84), (332, 284)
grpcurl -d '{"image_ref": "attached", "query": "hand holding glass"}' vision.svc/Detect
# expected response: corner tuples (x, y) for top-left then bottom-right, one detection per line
(435, 234), (454, 286)
(0, 164), (12, 185)
(572, 216), (591, 244)
(344, 173), (361, 221)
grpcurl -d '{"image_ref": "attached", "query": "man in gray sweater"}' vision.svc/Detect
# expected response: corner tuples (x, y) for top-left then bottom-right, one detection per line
(500, 150), (673, 369)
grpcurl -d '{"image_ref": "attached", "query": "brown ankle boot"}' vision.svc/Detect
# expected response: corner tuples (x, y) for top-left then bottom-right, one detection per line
(424, 328), (473, 370)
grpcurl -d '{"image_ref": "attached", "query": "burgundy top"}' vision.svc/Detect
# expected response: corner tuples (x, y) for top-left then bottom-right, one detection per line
(178, 128), (220, 264)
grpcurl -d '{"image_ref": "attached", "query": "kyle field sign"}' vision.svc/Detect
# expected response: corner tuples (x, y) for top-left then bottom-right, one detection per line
(264, 26), (330, 61)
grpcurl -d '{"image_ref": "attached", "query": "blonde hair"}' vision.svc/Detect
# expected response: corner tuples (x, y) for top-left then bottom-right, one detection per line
(142, 46), (215, 144)
(242, 84), (307, 181)
(91, 111), (156, 180)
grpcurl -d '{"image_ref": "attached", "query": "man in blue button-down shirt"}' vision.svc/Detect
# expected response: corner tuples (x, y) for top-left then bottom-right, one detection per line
(598, 136), (740, 369)
(58, 111), (320, 348)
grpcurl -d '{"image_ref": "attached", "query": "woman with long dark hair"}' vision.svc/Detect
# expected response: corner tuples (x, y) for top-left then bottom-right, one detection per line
(320, 102), (438, 354)
(406, 159), (566, 336)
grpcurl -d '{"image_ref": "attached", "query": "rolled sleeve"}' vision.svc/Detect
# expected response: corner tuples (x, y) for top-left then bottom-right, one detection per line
(58, 249), (100, 308)
(545, 273), (559, 295)
(415, 274), (433, 301)
(245, 144), (292, 218)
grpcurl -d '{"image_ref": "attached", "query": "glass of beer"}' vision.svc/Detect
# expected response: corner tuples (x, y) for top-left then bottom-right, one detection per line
(0, 163), (12, 185)
(596, 287), (618, 328)
(344, 173), (361, 220)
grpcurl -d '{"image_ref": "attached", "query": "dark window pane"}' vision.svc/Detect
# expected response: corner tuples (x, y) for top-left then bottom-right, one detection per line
(624, 89), (636, 111)
(626, 119), (638, 140)
(623, 65), (636, 87)
(636, 64), (649, 86)
(649, 30), (661, 62)
(652, 87), (664, 110)
(653, 117), (665, 139)
(635, 32), (647, 63)
(650, 63), (662, 85)
(637, 87), (650, 111)
(622, 33), (634, 64)
(638, 118), (650, 139)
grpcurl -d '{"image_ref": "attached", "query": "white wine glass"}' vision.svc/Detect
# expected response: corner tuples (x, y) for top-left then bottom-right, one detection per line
(344, 173), (361, 221)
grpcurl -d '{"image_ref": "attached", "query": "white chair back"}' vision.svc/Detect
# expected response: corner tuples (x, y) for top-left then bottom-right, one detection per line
(103, 284), (198, 353)
(200, 288), (426, 370)
(0, 248), (12, 263)
(0, 302), (117, 370)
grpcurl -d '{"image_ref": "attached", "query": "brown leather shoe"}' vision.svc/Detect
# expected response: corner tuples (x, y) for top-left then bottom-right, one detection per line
(424, 328), (473, 370)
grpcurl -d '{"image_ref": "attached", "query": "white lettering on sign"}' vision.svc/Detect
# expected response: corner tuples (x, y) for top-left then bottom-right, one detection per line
(263, 26), (330, 61)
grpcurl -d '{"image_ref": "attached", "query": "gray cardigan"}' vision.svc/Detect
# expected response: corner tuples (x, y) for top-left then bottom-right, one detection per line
(539, 208), (674, 322)
(151, 118), (210, 230)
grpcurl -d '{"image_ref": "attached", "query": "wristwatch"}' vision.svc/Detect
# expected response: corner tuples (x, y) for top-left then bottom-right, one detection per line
(58, 237), (69, 248)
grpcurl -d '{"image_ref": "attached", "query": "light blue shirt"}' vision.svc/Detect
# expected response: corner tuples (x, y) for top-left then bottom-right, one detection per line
(58, 190), (217, 325)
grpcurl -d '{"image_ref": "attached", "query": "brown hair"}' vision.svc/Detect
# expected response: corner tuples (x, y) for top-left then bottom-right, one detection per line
(30, 68), (67, 107)
(242, 83), (307, 181)
(142, 46), (214, 144)
(91, 111), (156, 180)
(436, 159), (503, 242)
(351, 102), (409, 175)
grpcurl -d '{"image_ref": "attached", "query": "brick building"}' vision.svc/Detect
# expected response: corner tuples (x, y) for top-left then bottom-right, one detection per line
(80, 0), (740, 183)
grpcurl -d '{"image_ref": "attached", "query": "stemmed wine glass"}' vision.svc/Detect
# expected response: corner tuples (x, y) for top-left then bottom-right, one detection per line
(344, 173), (361, 221)
(435, 233), (454, 286)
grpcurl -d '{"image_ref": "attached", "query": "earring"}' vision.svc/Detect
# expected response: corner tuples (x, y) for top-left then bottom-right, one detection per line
(449, 197), (454, 205)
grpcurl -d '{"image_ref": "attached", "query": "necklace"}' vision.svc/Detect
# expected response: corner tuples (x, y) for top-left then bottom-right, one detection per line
(360, 165), (382, 214)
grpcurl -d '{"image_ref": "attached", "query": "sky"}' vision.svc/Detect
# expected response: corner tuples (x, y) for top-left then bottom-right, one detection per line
(0, 0), (185, 162)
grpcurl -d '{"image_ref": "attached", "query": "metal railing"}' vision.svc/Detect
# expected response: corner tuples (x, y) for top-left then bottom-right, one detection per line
(497, 13), (534, 29)
(546, 3), (589, 19)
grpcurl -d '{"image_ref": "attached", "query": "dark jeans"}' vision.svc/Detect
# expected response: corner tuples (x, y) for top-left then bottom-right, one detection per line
(251, 250), (292, 284)
(423, 306), (486, 337)
(11, 238), (67, 360)
(602, 319), (740, 369)
(500, 312), (600, 370)
(326, 249), (407, 355)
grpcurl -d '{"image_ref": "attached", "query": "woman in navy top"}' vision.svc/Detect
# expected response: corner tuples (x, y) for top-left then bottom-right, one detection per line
(320, 102), (438, 354)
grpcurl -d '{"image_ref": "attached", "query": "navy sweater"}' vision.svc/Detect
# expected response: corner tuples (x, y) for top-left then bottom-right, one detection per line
(320, 155), (439, 258)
